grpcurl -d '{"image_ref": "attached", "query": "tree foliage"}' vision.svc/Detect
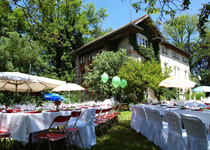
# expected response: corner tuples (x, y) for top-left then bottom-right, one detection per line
(191, 29), (210, 85)
(0, 32), (46, 73)
(0, 0), (108, 81)
(84, 49), (132, 98)
(132, 0), (209, 36)
(0, 0), (109, 104)
(162, 14), (210, 86)
(137, 45), (155, 60)
(162, 14), (198, 53)
(118, 59), (171, 103)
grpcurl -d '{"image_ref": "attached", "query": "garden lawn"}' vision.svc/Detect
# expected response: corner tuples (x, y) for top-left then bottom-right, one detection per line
(8, 111), (161, 150)
(90, 111), (161, 150)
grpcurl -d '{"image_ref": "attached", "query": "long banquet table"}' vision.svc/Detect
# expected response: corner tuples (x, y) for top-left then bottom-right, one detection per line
(0, 108), (96, 148)
(136, 104), (210, 125)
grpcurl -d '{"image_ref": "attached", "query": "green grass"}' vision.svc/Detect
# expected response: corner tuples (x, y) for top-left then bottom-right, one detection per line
(6, 111), (160, 150)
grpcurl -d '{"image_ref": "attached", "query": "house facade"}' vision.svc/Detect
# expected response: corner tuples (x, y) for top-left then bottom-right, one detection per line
(74, 14), (191, 86)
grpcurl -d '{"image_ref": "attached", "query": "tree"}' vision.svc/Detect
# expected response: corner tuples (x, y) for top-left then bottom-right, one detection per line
(162, 14), (198, 53)
(0, 1), (28, 37)
(162, 14), (210, 85)
(118, 59), (170, 103)
(191, 28), (210, 85)
(132, 0), (210, 36)
(0, 32), (46, 73)
(84, 49), (132, 98)
(11, 0), (108, 81)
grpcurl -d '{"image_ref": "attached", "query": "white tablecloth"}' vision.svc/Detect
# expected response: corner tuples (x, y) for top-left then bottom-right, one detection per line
(137, 104), (210, 125)
(0, 108), (96, 149)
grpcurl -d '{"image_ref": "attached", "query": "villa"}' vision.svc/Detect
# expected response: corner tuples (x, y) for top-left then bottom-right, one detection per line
(74, 14), (191, 91)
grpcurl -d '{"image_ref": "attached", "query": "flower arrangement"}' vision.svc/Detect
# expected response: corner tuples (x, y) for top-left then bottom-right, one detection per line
(54, 100), (61, 109)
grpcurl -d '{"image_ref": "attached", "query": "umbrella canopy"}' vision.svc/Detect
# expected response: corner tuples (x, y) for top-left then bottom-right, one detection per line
(44, 93), (65, 101)
(192, 86), (210, 92)
(0, 72), (66, 92)
(52, 83), (85, 103)
(52, 83), (85, 92)
(158, 77), (196, 88)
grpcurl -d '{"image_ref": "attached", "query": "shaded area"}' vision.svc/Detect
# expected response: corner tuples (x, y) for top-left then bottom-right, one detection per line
(6, 111), (160, 150)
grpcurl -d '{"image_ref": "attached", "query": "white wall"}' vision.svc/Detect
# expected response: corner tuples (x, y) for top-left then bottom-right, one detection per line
(159, 44), (190, 79)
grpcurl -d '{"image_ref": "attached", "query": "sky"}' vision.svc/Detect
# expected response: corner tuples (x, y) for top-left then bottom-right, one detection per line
(83, 0), (209, 31)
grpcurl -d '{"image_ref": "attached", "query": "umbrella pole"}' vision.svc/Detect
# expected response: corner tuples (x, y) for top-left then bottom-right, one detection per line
(68, 91), (70, 104)
(15, 85), (17, 104)
(28, 64), (31, 103)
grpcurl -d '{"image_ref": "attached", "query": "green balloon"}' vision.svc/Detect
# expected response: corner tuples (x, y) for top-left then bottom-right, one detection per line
(101, 73), (109, 83)
(112, 76), (121, 88)
(120, 79), (127, 88)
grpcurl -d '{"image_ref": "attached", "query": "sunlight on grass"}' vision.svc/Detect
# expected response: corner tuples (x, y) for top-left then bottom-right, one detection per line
(90, 111), (161, 150)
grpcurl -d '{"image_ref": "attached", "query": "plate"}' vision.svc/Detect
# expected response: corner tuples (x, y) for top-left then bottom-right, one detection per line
(6, 109), (21, 113)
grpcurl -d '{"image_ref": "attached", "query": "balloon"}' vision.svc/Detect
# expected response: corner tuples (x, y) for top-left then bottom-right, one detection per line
(112, 76), (121, 88)
(101, 73), (109, 83)
(120, 79), (127, 88)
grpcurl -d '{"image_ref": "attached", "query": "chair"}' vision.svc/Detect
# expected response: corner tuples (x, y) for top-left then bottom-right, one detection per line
(94, 108), (109, 135)
(165, 111), (187, 150)
(66, 111), (84, 150)
(150, 109), (168, 150)
(34, 115), (71, 150)
(130, 104), (136, 130)
(112, 104), (122, 121)
(134, 106), (147, 136)
(144, 107), (155, 141)
(144, 107), (168, 150)
(102, 108), (117, 127)
(180, 114), (210, 150)
(0, 126), (12, 150)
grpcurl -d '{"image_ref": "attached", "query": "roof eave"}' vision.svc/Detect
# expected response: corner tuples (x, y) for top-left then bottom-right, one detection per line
(75, 23), (143, 55)
(161, 40), (191, 58)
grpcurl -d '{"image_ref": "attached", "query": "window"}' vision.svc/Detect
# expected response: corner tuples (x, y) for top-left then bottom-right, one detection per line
(174, 66), (180, 77)
(164, 62), (169, 68)
(162, 46), (168, 54)
(183, 56), (187, 63)
(80, 57), (85, 64)
(185, 70), (189, 79)
(136, 33), (148, 48)
(172, 51), (179, 59)
(177, 67), (180, 77)
(89, 53), (94, 60)
(98, 49), (103, 54)
(81, 71), (85, 83)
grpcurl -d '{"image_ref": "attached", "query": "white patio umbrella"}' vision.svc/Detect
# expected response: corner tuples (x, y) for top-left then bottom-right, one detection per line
(52, 83), (85, 103)
(158, 77), (196, 88)
(0, 72), (66, 102)
(158, 77), (196, 100)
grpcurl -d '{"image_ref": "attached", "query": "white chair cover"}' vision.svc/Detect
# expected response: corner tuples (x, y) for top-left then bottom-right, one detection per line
(130, 104), (136, 130)
(134, 106), (147, 136)
(180, 114), (210, 150)
(134, 106), (141, 132)
(144, 107), (155, 141)
(70, 108), (97, 149)
(165, 110), (187, 150)
(150, 109), (168, 150)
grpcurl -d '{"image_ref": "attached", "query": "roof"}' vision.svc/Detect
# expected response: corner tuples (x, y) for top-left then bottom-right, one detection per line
(161, 40), (191, 58)
(75, 23), (143, 56)
(75, 14), (189, 57)
(75, 14), (160, 55)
